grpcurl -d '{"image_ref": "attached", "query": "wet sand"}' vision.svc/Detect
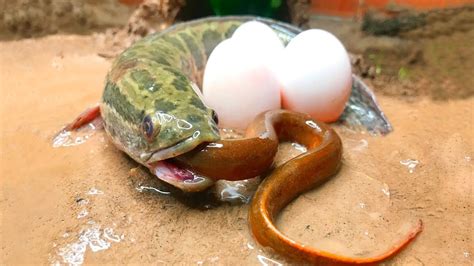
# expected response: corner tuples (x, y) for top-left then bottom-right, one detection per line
(0, 35), (472, 265)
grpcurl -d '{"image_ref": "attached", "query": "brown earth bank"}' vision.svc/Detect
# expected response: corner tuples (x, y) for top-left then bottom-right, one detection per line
(311, 6), (474, 100)
(0, 0), (134, 40)
(1, 6), (473, 266)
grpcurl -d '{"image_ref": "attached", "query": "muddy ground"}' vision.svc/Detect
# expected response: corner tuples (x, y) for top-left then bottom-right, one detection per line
(1, 5), (473, 266)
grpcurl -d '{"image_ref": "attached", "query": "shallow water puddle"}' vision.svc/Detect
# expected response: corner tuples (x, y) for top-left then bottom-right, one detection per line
(52, 223), (124, 265)
(49, 187), (126, 265)
(52, 119), (103, 148)
(276, 165), (400, 257)
(400, 159), (420, 173)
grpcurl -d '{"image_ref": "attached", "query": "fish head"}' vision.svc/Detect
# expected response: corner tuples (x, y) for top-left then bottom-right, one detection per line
(101, 62), (221, 167)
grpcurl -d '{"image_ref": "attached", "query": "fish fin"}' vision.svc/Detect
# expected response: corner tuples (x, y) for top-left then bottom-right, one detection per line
(52, 105), (103, 148)
(339, 75), (393, 135)
(64, 105), (102, 131)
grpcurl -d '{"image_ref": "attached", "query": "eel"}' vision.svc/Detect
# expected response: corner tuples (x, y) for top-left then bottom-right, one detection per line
(61, 16), (421, 264)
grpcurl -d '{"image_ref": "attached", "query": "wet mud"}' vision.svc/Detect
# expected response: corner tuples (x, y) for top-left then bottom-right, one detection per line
(0, 25), (473, 266)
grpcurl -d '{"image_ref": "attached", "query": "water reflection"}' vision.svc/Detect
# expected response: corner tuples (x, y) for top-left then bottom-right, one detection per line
(344, 138), (369, 152)
(52, 224), (124, 266)
(257, 255), (283, 266)
(87, 187), (104, 195)
(135, 184), (171, 195)
(77, 209), (88, 219)
(52, 119), (102, 148)
(381, 184), (391, 198)
(400, 159), (419, 173)
(197, 256), (219, 264)
(291, 142), (307, 153)
(214, 178), (260, 204)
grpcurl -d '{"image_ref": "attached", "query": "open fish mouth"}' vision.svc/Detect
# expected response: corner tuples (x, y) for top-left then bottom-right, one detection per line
(148, 160), (214, 192)
(144, 136), (215, 192)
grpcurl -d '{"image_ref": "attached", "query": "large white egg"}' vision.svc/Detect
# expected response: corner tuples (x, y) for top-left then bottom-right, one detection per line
(202, 22), (283, 129)
(232, 21), (284, 62)
(232, 21), (284, 77)
(276, 29), (352, 122)
(202, 38), (281, 129)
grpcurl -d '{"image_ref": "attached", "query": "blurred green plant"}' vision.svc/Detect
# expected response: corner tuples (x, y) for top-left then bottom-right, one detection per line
(375, 65), (382, 75)
(398, 66), (410, 80)
(210, 0), (282, 18)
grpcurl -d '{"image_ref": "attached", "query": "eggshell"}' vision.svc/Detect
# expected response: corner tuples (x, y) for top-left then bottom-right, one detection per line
(276, 29), (352, 122)
(232, 21), (284, 57)
(202, 38), (281, 129)
(232, 21), (284, 76)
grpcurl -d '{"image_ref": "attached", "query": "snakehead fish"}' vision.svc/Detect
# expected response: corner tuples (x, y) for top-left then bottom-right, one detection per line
(98, 16), (391, 189)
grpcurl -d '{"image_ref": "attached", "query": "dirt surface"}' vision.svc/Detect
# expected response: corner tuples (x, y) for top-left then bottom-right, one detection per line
(1, 8), (473, 266)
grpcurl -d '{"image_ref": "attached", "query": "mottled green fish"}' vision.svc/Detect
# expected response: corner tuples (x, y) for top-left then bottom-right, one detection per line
(68, 16), (391, 190)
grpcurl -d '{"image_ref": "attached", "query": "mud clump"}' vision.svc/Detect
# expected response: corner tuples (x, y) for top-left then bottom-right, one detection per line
(0, 0), (134, 39)
(96, 0), (185, 59)
(362, 9), (426, 36)
(362, 5), (474, 38)
(125, 0), (185, 37)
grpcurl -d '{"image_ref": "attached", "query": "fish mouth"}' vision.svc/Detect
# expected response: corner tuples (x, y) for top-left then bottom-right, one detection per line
(145, 135), (215, 192)
(148, 160), (214, 192)
(146, 135), (199, 164)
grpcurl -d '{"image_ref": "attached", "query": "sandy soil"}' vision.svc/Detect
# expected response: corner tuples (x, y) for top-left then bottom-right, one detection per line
(0, 16), (473, 266)
(0, 34), (472, 266)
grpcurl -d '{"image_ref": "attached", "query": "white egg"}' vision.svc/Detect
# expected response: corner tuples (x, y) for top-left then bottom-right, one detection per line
(276, 29), (352, 122)
(202, 39), (281, 129)
(232, 21), (284, 77)
(232, 21), (284, 62)
(202, 22), (283, 129)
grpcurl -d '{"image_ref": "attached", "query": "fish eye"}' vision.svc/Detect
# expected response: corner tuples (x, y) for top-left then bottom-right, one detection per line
(142, 115), (159, 141)
(211, 110), (219, 124)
